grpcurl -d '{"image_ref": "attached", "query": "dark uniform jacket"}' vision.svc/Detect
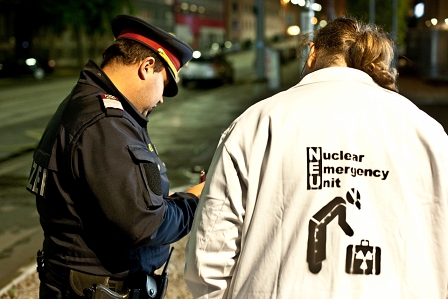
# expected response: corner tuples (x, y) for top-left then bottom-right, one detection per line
(27, 60), (198, 279)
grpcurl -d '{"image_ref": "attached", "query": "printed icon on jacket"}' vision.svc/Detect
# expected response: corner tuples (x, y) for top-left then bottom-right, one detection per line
(307, 189), (361, 273)
(346, 239), (381, 275)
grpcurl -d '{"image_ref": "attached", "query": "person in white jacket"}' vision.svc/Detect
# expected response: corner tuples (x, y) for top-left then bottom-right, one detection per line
(184, 16), (448, 299)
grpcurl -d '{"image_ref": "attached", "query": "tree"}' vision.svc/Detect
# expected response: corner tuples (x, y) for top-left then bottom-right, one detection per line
(0, 0), (41, 58)
(0, 0), (134, 67)
(40, 0), (135, 67)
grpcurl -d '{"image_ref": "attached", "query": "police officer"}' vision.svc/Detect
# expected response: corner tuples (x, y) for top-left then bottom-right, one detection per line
(27, 14), (204, 299)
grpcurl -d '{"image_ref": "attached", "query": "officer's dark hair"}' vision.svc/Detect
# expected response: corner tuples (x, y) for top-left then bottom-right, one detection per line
(300, 16), (397, 92)
(101, 38), (164, 72)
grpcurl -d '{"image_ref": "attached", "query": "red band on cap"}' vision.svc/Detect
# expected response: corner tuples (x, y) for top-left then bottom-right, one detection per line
(118, 30), (181, 71)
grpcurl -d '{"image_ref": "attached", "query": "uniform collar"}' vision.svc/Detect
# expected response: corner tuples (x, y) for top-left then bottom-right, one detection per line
(81, 61), (149, 126)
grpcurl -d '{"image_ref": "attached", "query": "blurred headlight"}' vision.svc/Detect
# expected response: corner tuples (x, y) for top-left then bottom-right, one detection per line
(25, 58), (37, 66)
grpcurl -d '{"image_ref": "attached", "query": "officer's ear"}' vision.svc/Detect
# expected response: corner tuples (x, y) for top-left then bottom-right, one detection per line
(138, 57), (156, 80)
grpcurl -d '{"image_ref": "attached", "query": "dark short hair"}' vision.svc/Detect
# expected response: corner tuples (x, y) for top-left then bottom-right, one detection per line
(101, 38), (164, 72)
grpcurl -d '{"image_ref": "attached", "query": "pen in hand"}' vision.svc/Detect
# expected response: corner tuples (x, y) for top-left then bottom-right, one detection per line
(200, 169), (206, 183)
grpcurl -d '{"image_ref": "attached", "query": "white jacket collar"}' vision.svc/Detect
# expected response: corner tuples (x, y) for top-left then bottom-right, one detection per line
(297, 67), (378, 88)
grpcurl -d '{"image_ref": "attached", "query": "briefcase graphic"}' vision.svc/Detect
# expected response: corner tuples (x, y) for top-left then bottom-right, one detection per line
(346, 240), (381, 275)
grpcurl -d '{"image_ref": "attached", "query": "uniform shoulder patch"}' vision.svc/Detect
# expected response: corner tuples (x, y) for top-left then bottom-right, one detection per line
(100, 94), (124, 117)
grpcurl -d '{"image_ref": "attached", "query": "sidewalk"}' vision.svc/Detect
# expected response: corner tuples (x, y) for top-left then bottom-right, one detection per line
(397, 74), (448, 105)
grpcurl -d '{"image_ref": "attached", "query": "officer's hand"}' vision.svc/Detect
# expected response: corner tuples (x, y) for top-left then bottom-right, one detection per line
(185, 182), (205, 198)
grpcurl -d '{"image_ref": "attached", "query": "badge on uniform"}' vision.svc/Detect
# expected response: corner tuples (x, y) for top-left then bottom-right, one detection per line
(148, 143), (159, 155)
(27, 161), (48, 197)
(100, 94), (123, 117)
(346, 239), (381, 275)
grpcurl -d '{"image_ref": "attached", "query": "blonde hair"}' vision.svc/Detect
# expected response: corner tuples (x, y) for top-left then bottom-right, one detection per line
(302, 17), (398, 92)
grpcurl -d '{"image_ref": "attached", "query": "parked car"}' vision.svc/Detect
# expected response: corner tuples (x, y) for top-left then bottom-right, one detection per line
(0, 57), (55, 80)
(180, 51), (234, 87)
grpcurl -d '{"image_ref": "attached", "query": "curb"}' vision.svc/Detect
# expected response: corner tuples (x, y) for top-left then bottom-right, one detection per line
(0, 264), (36, 297)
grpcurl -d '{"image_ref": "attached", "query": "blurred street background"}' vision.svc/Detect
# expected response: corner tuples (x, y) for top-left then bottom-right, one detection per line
(1, 0), (448, 298)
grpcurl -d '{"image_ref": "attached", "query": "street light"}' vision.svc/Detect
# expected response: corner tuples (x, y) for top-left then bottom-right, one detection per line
(287, 25), (301, 36)
(311, 3), (322, 11)
(414, 3), (424, 18)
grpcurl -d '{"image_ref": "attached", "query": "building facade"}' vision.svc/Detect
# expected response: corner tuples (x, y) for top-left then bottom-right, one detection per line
(3, 0), (447, 72)
(174, 0), (225, 50)
(133, 0), (176, 32)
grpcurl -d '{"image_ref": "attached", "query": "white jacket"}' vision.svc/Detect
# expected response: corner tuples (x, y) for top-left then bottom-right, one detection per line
(184, 67), (448, 299)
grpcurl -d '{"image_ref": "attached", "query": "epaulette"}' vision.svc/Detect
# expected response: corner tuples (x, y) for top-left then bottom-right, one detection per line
(100, 94), (123, 117)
